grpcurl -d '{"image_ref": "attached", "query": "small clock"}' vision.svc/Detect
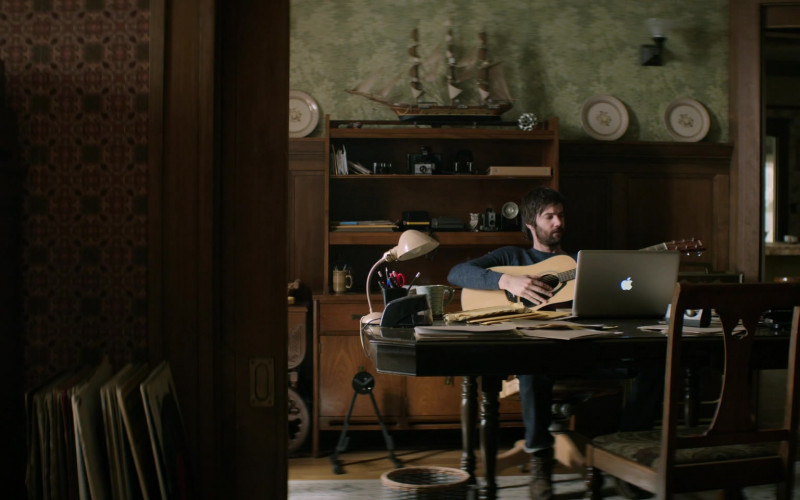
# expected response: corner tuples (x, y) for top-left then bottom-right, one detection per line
(518, 112), (538, 131)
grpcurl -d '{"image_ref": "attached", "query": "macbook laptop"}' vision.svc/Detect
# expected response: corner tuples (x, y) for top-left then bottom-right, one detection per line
(571, 250), (680, 318)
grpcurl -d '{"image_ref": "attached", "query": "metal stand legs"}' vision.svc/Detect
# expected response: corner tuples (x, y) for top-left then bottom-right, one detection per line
(330, 371), (403, 474)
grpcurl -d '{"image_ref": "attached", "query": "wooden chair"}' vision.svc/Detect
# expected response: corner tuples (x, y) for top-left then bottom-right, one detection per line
(585, 282), (800, 499)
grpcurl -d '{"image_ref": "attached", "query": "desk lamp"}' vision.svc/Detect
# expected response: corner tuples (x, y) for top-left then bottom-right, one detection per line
(362, 230), (439, 323)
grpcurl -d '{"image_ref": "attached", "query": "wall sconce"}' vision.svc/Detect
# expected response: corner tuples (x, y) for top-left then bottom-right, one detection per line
(641, 18), (670, 66)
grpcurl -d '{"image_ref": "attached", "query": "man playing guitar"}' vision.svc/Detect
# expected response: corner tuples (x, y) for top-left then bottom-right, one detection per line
(447, 187), (660, 500)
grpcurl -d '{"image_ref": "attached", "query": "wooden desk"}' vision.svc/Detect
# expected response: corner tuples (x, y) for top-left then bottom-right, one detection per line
(364, 320), (790, 500)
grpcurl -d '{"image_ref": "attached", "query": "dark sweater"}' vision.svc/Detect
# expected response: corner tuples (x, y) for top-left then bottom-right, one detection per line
(447, 246), (574, 290)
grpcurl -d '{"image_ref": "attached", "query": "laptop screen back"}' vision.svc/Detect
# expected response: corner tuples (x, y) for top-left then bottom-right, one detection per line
(571, 250), (680, 318)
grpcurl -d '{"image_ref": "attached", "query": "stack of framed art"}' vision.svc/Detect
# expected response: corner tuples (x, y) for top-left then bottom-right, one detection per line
(25, 359), (190, 499)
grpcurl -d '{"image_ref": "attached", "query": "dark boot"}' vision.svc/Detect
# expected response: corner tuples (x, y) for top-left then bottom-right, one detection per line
(529, 447), (554, 500)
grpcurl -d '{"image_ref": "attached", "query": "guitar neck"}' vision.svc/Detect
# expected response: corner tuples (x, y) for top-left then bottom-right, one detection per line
(639, 238), (705, 254)
(560, 269), (576, 282)
(640, 242), (669, 252)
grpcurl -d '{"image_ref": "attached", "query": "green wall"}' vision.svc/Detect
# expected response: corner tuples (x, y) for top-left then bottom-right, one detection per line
(290, 0), (728, 141)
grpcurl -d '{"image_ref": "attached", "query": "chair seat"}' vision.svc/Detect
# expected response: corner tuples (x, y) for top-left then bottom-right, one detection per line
(592, 430), (779, 469)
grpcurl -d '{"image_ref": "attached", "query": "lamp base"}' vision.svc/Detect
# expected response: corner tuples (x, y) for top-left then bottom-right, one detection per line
(360, 312), (382, 325)
(641, 37), (665, 66)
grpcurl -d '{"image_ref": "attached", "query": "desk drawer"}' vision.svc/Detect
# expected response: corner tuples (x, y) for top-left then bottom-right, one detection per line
(318, 301), (370, 332)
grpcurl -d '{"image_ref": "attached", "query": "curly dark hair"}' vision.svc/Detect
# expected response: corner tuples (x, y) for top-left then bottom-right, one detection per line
(520, 187), (565, 241)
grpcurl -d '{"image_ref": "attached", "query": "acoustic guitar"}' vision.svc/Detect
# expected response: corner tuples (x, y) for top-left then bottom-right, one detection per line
(459, 238), (705, 311)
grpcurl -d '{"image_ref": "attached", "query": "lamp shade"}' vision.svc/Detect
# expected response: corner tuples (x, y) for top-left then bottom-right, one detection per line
(364, 230), (440, 315)
(387, 230), (440, 262)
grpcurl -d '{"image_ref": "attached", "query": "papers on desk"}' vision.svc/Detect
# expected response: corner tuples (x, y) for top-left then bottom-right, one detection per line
(414, 320), (623, 341)
(414, 323), (522, 341)
(637, 323), (740, 336)
(443, 304), (569, 324)
(443, 303), (527, 322)
(512, 320), (623, 340)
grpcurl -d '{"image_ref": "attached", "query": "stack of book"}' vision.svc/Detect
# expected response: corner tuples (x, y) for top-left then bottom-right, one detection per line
(487, 166), (551, 177)
(330, 220), (398, 231)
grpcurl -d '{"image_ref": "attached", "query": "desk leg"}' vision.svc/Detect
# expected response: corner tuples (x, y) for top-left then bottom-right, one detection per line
(480, 376), (502, 500)
(461, 376), (478, 484)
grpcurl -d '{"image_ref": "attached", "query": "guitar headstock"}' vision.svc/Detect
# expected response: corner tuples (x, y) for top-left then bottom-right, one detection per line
(664, 238), (706, 256)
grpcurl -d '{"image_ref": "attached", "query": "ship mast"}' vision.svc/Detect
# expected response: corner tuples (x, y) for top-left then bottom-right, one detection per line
(408, 28), (424, 104)
(476, 31), (491, 104)
(446, 24), (462, 105)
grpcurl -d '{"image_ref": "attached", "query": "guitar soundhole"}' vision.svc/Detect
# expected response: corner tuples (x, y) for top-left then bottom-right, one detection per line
(541, 274), (560, 288)
(505, 273), (560, 307)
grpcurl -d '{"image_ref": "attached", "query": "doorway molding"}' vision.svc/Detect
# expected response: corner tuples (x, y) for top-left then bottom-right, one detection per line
(730, 1), (800, 281)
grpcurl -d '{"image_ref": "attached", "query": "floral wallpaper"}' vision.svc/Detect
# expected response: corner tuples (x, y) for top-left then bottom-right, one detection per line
(0, 0), (149, 388)
(290, 0), (729, 142)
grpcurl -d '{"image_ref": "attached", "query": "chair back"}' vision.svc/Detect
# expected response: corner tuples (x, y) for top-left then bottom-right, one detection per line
(659, 282), (800, 496)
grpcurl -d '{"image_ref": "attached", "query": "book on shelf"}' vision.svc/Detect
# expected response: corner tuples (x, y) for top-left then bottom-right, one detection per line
(487, 166), (551, 177)
(331, 220), (398, 231)
(330, 145), (349, 175)
(347, 161), (371, 175)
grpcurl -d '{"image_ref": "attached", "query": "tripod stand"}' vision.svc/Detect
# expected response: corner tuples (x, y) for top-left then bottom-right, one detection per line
(330, 370), (403, 474)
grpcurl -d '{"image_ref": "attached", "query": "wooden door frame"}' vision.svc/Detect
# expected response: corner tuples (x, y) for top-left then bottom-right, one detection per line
(730, 1), (800, 281)
(149, 0), (289, 497)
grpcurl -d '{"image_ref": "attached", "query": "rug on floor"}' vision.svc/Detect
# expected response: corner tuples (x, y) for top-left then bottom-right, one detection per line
(288, 472), (791, 500)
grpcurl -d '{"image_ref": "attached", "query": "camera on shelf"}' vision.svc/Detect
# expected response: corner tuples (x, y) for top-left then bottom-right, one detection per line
(480, 208), (498, 231)
(407, 146), (441, 175)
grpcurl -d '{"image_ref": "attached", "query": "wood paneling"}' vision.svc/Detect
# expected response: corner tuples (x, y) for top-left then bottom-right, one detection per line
(289, 138), (326, 297)
(318, 335), (404, 420)
(560, 141), (733, 273)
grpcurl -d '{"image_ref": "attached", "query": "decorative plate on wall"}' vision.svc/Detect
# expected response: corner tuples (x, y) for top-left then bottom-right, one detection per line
(664, 98), (710, 142)
(580, 94), (629, 141)
(288, 90), (320, 138)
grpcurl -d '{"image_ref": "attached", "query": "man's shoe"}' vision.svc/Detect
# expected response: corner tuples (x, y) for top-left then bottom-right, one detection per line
(529, 447), (554, 500)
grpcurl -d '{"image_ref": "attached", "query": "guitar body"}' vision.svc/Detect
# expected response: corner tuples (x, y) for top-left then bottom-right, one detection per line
(459, 254), (577, 311)
(458, 238), (705, 312)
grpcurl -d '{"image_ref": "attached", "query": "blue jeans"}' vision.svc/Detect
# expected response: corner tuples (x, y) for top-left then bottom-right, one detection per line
(518, 373), (555, 451)
(518, 365), (664, 451)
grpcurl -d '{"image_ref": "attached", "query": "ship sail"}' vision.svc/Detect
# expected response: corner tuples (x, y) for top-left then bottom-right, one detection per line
(445, 26), (462, 103)
(476, 31), (491, 103)
(487, 62), (512, 103)
(475, 31), (512, 105)
(408, 28), (424, 102)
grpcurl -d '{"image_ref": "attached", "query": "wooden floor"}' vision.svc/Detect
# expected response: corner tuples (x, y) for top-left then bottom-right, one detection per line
(289, 428), (535, 481)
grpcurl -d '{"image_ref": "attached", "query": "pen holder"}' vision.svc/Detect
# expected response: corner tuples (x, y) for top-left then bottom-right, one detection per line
(382, 287), (408, 307)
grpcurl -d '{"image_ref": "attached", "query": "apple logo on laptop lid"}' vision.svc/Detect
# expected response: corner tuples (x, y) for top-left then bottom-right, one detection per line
(620, 277), (633, 291)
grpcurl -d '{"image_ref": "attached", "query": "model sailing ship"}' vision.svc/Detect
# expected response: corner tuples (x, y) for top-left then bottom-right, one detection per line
(346, 27), (513, 122)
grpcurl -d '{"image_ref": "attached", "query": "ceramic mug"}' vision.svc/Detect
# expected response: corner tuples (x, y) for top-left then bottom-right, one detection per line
(331, 269), (353, 294)
(413, 284), (455, 318)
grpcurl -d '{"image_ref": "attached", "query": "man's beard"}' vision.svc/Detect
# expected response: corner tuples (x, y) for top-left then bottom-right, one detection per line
(534, 224), (563, 247)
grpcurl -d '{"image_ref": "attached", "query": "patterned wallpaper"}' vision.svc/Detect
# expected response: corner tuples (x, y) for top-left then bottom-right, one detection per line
(0, 0), (149, 388)
(290, 0), (729, 142)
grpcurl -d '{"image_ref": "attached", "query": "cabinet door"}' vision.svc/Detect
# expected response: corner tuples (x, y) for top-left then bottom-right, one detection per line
(405, 376), (522, 421)
(318, 335), (404, 419)
(405, 376), (465, 419)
